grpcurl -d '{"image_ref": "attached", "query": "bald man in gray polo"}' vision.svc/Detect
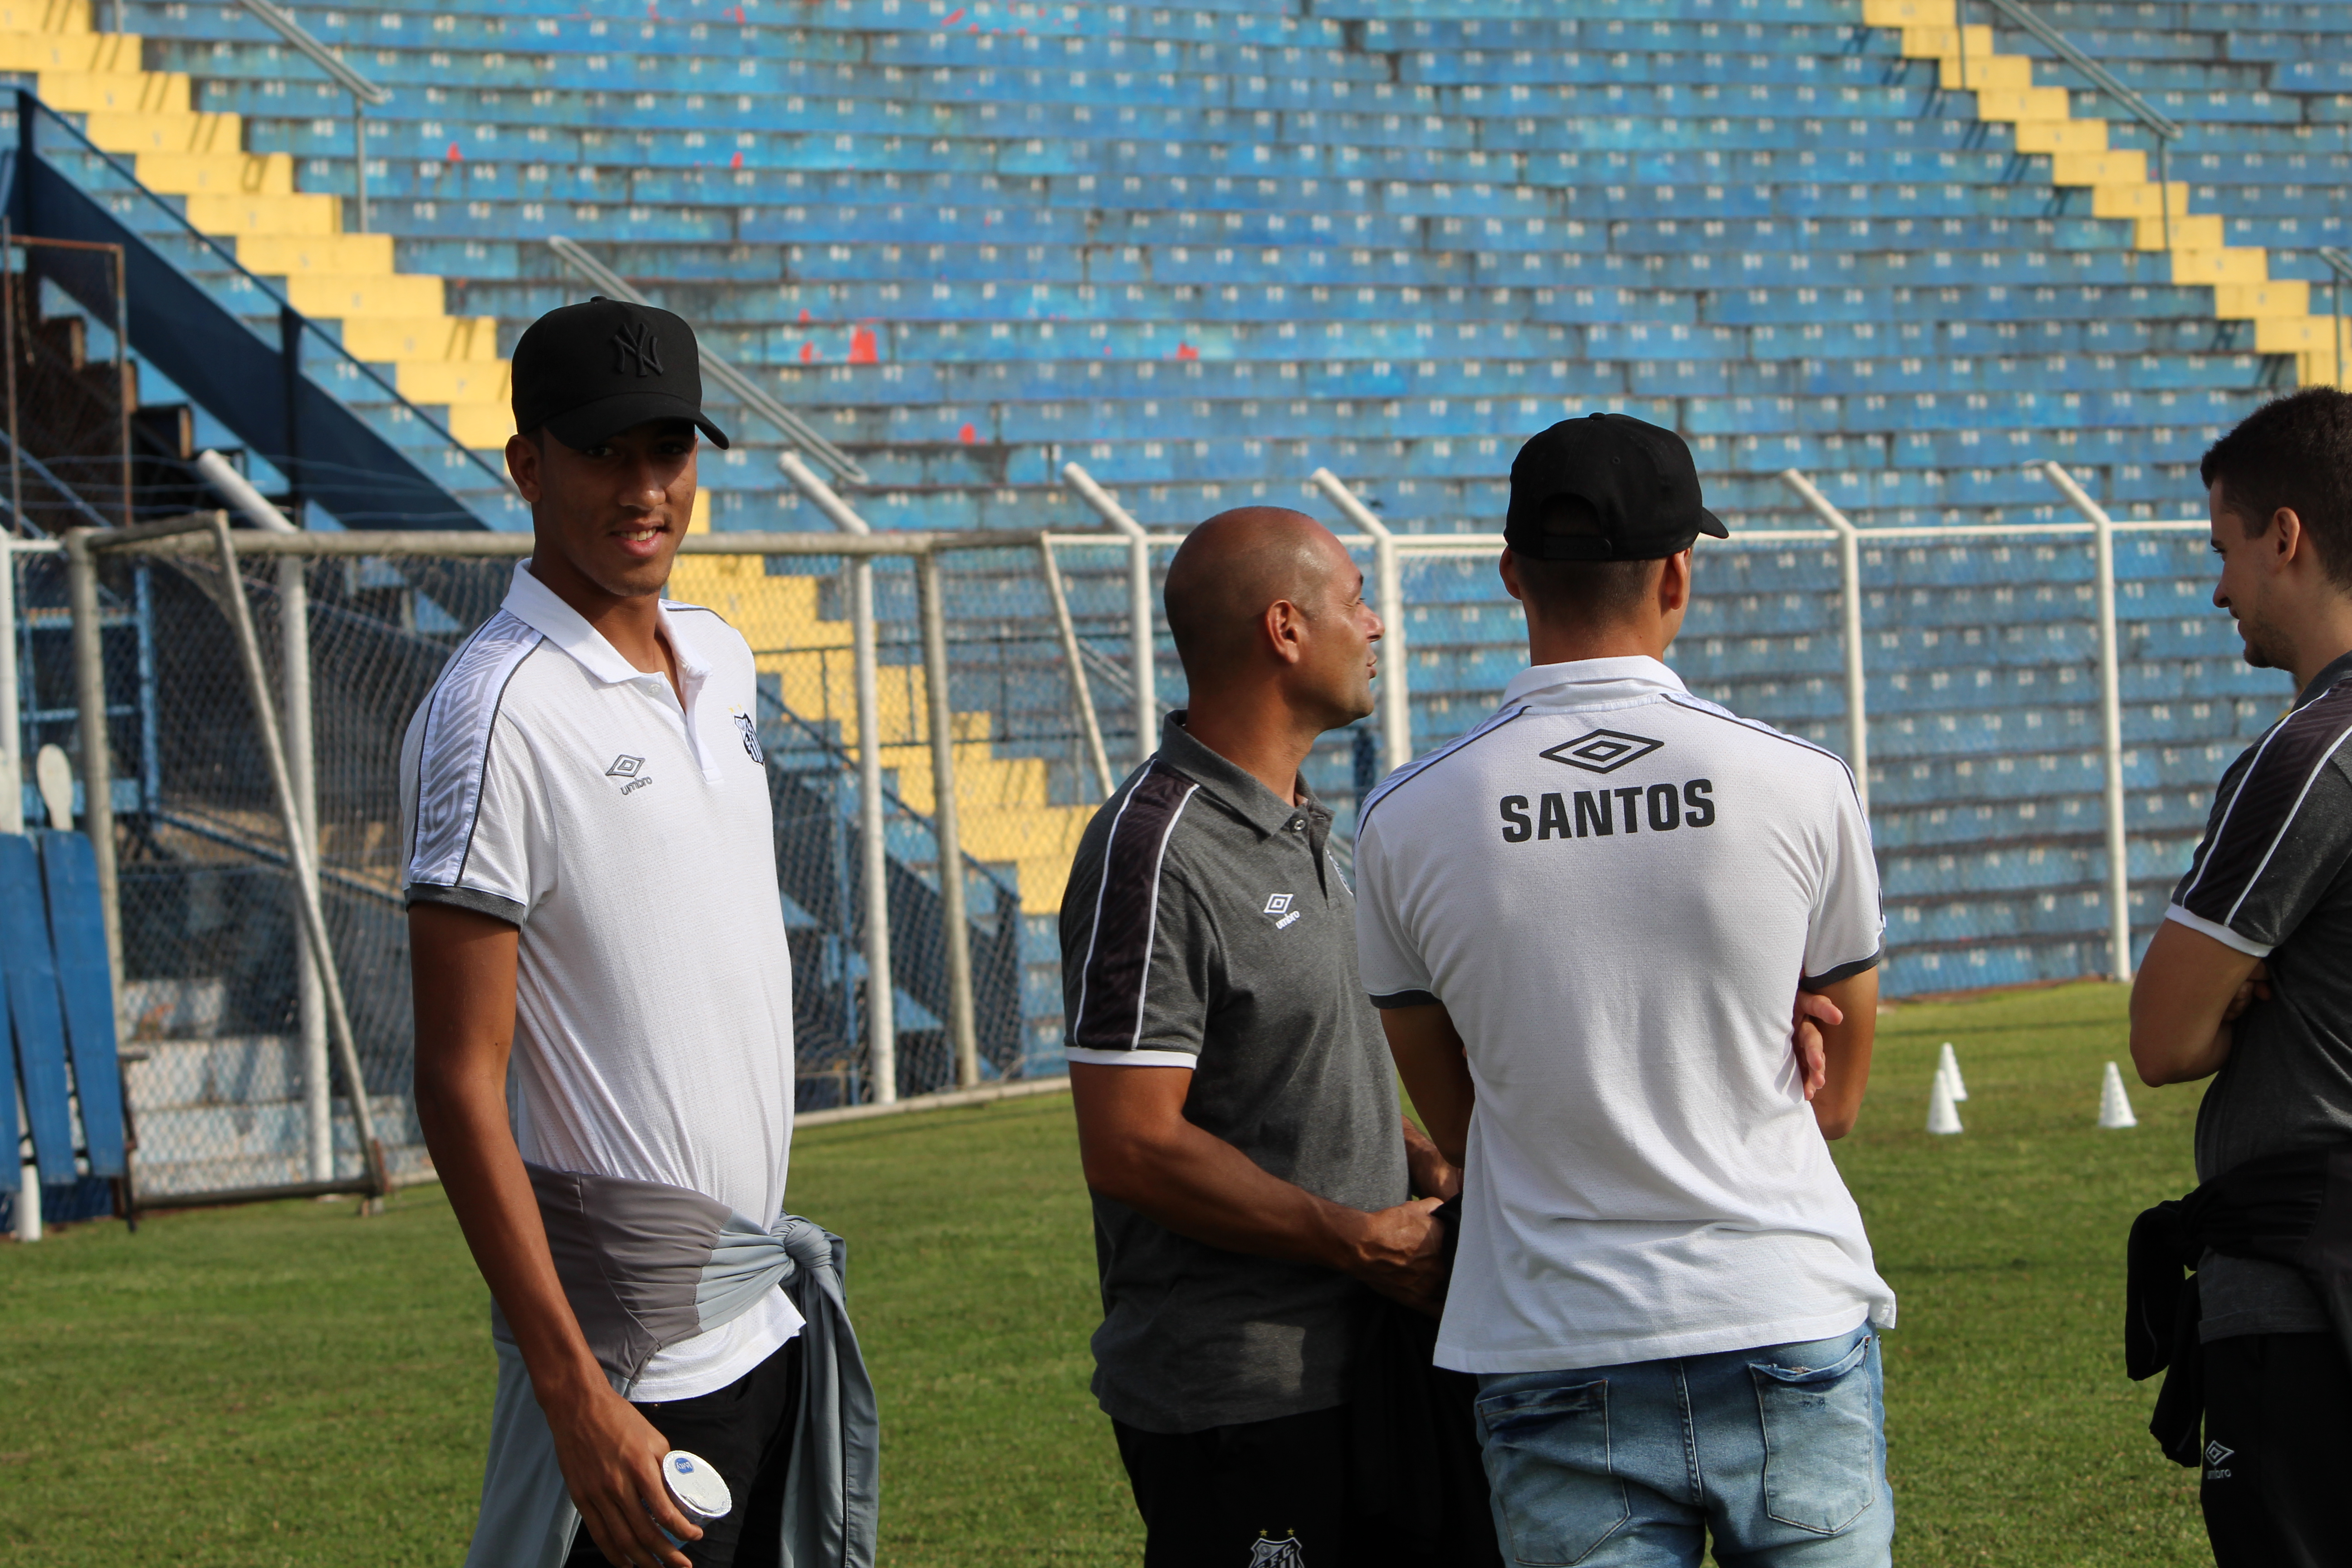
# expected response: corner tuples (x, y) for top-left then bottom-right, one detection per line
(1061, 508), (1465, 1566)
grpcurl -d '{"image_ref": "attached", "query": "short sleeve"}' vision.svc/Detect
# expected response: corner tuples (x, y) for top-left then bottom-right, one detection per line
(1354, 821), (1437, 1009)
(403, 709), (549, 927)
(1062, 771), (1214, 1068)
(1801, 766), (1883, 990)
(2169, 702), (2352, 957)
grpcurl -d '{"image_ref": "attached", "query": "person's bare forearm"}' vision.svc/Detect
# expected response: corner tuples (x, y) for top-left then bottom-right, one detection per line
(2130, 921), (2264, 1086)
(1380, 1005), (1475, 1163)
(1802, 968), (1879, 1139)
(1086, 1101), (1375, 1268)
(1069, 1064), (1441, 1310)
(413, 1060), (606, 1404)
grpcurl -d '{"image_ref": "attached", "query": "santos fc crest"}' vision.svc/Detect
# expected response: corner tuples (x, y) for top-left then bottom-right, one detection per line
(731, 708), (764, 764)
(1249, 1534), (1305, 1568)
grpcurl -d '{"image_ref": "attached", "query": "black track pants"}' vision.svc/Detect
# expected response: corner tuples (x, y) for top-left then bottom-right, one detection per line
(565, 1336), (803, 1568)
(2200, 1332), (2352, 1568)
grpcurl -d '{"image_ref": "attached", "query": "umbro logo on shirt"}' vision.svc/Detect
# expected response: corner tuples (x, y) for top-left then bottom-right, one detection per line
(1539, 729), (1665, 774)
(604, 754), (653, 795)
(1263, 892), (1303, 929)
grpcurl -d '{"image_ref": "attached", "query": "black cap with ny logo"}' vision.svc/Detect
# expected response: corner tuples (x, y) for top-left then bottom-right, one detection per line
(510, 296), (732, 451)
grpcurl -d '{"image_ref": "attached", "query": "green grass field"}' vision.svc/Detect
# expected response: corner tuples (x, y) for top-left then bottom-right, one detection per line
(0, 980), (2211, 1565)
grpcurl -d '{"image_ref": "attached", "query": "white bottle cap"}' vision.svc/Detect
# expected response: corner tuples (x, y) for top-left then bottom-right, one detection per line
(660, 1450), (734, 1523)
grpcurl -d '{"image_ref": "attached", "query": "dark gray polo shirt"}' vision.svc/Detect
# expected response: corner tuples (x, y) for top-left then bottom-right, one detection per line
(1060, 713), (1410, 1435)
(2167, 648), (2352, 1341)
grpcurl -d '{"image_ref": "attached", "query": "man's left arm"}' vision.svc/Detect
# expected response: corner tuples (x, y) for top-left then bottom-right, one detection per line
(1382, 1004), (1475, 1168)
(2141, 737), (2352, 1085)
(2130, 923), (2268, 1086)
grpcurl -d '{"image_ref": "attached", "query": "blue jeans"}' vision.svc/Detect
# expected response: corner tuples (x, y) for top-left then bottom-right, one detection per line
(1473, 1324), (1891, 1568)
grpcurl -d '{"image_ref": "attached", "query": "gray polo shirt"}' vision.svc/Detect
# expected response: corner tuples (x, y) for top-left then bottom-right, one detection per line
(1060, 713), (1410, 1435)
(2166, 647), (2352, 1341)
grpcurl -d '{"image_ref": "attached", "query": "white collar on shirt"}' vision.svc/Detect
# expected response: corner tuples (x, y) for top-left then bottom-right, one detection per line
(500, 560), (712, 692)
(1500, 654), (1686, 710)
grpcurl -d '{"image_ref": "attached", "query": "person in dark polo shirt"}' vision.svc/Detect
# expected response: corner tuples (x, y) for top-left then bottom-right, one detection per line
(1060, 507), (1458, 1566)
(2130, 388), (2352, 1564)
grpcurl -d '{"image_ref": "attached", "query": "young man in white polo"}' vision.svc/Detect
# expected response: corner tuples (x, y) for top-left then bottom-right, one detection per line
(1355, 414), (1895, 1567)
(406, 299), (840, 1568)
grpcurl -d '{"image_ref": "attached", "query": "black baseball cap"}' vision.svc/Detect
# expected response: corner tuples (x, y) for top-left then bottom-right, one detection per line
(1504, 412), (1726, 561)
(510, 296), (730, 451)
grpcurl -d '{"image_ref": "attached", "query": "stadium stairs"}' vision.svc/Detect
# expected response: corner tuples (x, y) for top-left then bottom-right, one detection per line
(4, 0), (2334, 1016)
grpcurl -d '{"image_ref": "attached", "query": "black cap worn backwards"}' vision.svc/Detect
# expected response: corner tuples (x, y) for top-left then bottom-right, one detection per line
(510, 296), (730, 451)
(1504, 412), (1728, 562)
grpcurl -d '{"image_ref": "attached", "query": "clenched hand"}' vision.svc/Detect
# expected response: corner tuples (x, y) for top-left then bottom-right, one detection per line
(548, 1382), (701, 1568)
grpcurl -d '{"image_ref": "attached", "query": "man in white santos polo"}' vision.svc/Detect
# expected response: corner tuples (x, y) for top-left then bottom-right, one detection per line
(1355, 414), (1895, 1566)
(407, 299), (829, 1568)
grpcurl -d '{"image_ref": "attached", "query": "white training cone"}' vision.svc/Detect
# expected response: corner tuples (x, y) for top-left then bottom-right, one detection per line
(1937, 1042), (1968, 1102)
(1927, 1064), (1964, 1135)
(2099, 1061), (2139, 1130)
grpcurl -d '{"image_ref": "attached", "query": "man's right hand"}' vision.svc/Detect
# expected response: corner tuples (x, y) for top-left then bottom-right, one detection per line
(1337, 1196), (1447, 1316)
(546, 1382), (700, 1568)
(2222, 960), (2272, 1023)
(1791, 990), (1841, 1102)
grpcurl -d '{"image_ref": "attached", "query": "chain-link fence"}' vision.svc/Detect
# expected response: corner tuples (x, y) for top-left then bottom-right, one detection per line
(21, 524), (1108, 1205)
(7, 468), (2299, 1208)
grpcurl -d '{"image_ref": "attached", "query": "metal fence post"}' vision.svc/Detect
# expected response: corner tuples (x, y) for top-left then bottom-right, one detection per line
(777, 452), (896, 1102)
(353, 98), (368, 235)
(5, 531), (24, 1236)
(1, 530), (19, 837)
(63, 527), (124, 1014)
(2042, 462), (2135, 982)
(1040, 539), (1116, 799)
(917, 550), (980, 1089)
(196, 452), (330, 1179)
(1779, 469), (1871, 814)
(1061, 462), (1157, 766)
(1311, 468), (1410, 774)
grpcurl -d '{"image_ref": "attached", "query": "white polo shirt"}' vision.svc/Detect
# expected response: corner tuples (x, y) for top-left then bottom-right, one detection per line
(401, 562), (803, 1400)
(1355, 656), (1893, 1373)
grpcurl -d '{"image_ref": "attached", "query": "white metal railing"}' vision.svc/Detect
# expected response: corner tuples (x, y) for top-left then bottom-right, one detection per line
(20, 470), (2225, 1185)
(1029, 462), (2216, 988)
(51, 514), (1084, 1199)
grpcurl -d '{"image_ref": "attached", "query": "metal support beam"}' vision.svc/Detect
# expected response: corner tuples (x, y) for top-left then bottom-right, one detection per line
(777, 451), (896, 1104)
(63, 527), (123, 1025)
(1779, 469), (1871, 815)
(2042, 461), (2136, 983)
(1061, 462), (1158, 766)
(1311, 468), (1411, 774)
(1040, 539), (1115, 799)
(917, 550), (980, 1091)
(203, 511), (388, 1195)
(0, 530), (19, 837)
(196, 452), (330, 1181)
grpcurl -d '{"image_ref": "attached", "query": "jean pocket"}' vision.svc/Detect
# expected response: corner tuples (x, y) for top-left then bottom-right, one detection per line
(1749, 1333), (1880, 1535)
(1474, 1379), (1629, 1566)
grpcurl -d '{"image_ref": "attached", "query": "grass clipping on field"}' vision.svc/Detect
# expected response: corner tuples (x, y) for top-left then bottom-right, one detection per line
(0, 981), (2205, 1566)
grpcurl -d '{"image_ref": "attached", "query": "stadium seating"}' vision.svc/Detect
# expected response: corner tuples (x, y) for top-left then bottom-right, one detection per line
(0, 0), (2323, 1044)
